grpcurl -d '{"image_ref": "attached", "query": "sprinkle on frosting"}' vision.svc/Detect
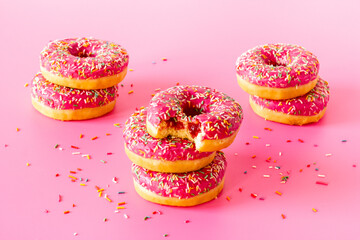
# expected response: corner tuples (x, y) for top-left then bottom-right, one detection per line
(31, 72), (118, 110)
(147, 85), (243, 140)
(123, 108), (213, 161)
(250, 78), (330, 116)
(132, 151), (226, 199)
(40, 37), (129, 79)
(236, 43), (319, 88)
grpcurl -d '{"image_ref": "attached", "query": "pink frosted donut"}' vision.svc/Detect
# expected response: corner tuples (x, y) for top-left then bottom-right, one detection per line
(31, 72), (118, 120)
(40, 37), (128, 89)
(146, 85), (243, 152)
(132, 151), (226, 207)
(123, 108), (216, 173)
(249, 77), (330, 125)
(236, 43), (319, 100)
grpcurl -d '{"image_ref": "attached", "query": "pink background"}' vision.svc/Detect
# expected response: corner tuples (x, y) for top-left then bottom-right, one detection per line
(1, 0), (360, 239)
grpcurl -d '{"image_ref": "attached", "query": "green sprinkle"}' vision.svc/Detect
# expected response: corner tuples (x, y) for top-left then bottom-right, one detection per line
(54, 144), (59, 149)
(144, 216), (151, 221)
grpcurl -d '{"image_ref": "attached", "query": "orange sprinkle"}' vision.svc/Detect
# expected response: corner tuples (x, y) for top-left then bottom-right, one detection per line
(251, 155), (256, 159)
(106, 133), (111, 136)
(264, 127), (272, 131)
(26, 163), (30, 166)
(128, 90), (134, 94)
(91, 136), (98, 140)
(70, 171), (76, 174)
(79, 134), (84, 138)
(275, 191), (283, 196)
(118, 202), (126, 205)
(64, 211), (70, 214)
(71, 145), (79, 149)
(281, 214), (286, 219)
(24, 83), (29, 87)
(226, 196), (231, 201)
(16, 128), (20, 132)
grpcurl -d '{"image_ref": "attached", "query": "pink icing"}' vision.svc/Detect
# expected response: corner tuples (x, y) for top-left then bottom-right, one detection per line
(123, 108), (213, 161)
(132, 151), (226, 199)
(40, 37), (129, 79)
(251, 78), (330, 116)
(236, 43), (319, 88)
(31, 72), (118, 110)
(147, 85), (243, 141)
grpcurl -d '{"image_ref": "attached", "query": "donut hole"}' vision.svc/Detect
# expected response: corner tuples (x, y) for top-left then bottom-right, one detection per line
(183, 106), (202, 117)
(264, 58), (287, 67)
(68, 43), (96, 58)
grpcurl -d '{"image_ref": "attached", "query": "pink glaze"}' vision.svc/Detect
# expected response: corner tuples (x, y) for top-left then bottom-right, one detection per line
(147, 85), (243, 140)
(40, 37), (129, 79)
(31, 72), (118, 110)
(132, 151), (226, 199)
(236, 43), (319, 88)
(123, 108), (213, 161)
(251, 78), (330, 116)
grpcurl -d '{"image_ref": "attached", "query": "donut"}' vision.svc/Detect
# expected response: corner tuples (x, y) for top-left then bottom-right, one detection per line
(40, 37), (128, 90)
(236, 43), (319, 100)
(146, 85), (243, 152)
(31, 72), (117, 120)
(132, 151), (226, 207)
(249, 77), (330, 125)
(123, 108), (216, 173)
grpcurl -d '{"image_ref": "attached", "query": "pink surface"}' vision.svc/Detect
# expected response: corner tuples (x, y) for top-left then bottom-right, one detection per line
(1, 0), (360, 239)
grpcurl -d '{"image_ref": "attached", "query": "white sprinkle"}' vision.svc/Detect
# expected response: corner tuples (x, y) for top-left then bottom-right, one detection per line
(234, 153), (238, 156)
(263, 175), (270, 178)
(325, 153), (332, 157)
(124, 214), (129, 219)
(318, 174), (326, 178)
(265, 144), (271, 147)
(73, 232), (78, 236)
(72, 152), (81, 155)
(112, 177), (118, 183)
(252, 165), (257, 169)
(279, 152), (282, 156)
(59, 147), (63, 151)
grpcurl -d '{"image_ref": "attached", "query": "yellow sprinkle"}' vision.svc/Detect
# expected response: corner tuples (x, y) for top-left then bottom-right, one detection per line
(253, 136), (259, 139)
(24, 83), (29, 87)
(98, 192), (102, 197)
(69, 175), (77, 180)
(117, 206), (125, 209)
(79, 134), (84, 138)
(80, 183), (86, 186)
(129, 69), (134, 71)
(97, 188), (104, 192)
(26, 163), (30, 166)
(312, 208), (318, 212)
(16, 128), (20, 132)
(128, 90), (134, 94)
(275, 191), (282, 196)
(105, 195), (112, 202)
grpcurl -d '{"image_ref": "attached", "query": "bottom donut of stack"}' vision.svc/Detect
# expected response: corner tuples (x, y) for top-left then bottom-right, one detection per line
(249, 78), (330, 125)
(131, 151), (226, 207)
(31, 72), (118, 120)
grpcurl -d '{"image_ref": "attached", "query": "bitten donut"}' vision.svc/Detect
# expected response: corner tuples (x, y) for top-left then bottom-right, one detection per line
(146, 85), (243, 152)
(31, 72), (117, 120)
(249, 77), (330, 125)
(124, 108), (216, 173)
(236, 43), (319, 100)
(132, 151), (226, 207)
(40, 37), (128, 90)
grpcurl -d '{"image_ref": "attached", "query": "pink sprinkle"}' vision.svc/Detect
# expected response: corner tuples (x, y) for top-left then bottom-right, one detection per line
(316, 181), (328, 186)
(58, 194), (62, 202)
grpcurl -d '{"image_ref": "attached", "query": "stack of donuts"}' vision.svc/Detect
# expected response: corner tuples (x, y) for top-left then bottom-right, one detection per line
(236, 43), (330, 125)
(31, 37), (129, 120)
(123, 85), (243, 206)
